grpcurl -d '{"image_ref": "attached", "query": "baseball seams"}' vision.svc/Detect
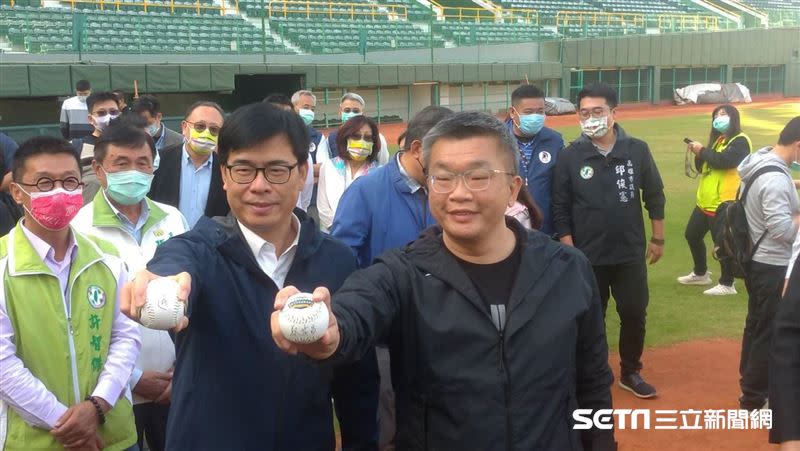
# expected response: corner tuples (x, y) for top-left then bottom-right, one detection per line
(278, 293), (329, 344)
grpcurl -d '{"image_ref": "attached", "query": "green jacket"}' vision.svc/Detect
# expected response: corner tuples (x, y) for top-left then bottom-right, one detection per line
(0, 224), (137, 451)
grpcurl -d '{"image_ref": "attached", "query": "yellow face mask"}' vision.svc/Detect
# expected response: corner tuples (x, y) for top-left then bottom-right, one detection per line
(347, 139), (373, 161)
(188, 128), (218, 155)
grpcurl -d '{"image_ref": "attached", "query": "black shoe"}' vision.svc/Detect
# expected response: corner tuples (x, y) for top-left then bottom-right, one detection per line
(619, 373), (658, 399)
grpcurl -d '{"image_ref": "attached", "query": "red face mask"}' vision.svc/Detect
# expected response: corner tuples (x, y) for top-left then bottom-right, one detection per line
(21, 187), (83, 231)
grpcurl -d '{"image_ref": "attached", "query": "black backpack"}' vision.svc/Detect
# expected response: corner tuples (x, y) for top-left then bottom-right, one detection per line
(713, 165), (785, 279)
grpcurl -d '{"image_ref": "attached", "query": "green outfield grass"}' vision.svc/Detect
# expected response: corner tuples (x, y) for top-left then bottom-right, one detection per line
(547, 103), (800, 351)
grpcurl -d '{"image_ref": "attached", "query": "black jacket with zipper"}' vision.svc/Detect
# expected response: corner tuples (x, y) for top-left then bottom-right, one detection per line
(552, 124), (666, 266)
(331, 219), (616, 451)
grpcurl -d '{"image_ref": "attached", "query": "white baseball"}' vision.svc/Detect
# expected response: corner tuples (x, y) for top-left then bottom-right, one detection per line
(141, 278), (186, 330)
(278, 293), (329, 344)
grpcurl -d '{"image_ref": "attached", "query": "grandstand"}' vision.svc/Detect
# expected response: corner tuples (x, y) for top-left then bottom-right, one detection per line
(0, 0), (795, 55)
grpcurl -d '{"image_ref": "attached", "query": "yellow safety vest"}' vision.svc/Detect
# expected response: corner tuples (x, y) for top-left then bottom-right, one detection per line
(695, 133), (752, 213)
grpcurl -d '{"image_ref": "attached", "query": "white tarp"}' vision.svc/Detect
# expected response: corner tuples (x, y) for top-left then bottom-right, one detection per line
(544, 97), (576, 115)
(673, 83), (752, 105)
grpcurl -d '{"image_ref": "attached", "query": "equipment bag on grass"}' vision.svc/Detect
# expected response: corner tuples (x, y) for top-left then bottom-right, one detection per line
(713, 165), (784, 279)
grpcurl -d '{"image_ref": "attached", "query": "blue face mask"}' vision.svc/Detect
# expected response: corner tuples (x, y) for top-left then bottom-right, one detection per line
(712, 116), (730, 133)
(516, 112), (545, 136)
(791, 162), (800, 171)
(341, 111), (361, 123)
(104, 169), (154, 206)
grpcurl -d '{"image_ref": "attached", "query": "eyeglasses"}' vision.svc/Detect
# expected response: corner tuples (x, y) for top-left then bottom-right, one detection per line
(92, 109), (121, 117)
(185, 121), (221, 136)
(226, 163), (298, 185)
(427, 168), (513, 194)
(578, 107), (611, 119)
(16, 176), (83, 192)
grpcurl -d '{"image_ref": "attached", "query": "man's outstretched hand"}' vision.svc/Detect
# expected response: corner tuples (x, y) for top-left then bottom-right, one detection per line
(270, 286), (340, 360)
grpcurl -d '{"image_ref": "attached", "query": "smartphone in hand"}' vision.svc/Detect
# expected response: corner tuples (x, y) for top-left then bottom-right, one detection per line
(683, 138), (693, 144)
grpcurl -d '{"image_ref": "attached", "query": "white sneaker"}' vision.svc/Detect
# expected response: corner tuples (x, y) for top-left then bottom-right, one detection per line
(677, 271), (713, 285)
(703, 284), (737, 296)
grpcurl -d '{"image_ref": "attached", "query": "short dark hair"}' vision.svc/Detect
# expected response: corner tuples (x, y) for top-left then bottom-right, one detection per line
(132, 95), (161, 117)
(217, 102), (310, 166)
(112, 90), (127, 103)
(402, 106), (454, 151)
(12, 136), (80, 182)
(263, 93), (293, 110)
(94, 119), (156, 163)
(185, 101), (224, 119)
(75, 79), (91, 91)
(577, 83), (618, 109)
(336, 115), (381, 163)
(779, 116), (800, 146)
(707, 104), (743, 149)
(510, 84), (545, 106)
(86, 91), (120, 113)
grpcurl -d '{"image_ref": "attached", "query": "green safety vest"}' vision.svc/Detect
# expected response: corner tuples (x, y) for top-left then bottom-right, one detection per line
(0, 224), (136, 451)
(696, 133), (752, 212)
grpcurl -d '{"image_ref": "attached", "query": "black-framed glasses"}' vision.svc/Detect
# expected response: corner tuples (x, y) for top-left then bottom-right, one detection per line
(578, 107), (611, 119)
(92, 109), (121, 118)
(226, 163), (298, 184)
(427, 169), (513, 194)
(185, 121), (222, 136)
(16, 176), (83, 192)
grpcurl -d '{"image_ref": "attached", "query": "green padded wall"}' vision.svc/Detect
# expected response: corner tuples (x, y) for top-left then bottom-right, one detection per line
(0, 66), (30, 97)
(71, 65), (111, 92)
(29, 65), (71, 97)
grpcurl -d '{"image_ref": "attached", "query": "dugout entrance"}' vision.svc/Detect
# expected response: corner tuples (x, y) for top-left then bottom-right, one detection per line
(234, 74), (305, 106)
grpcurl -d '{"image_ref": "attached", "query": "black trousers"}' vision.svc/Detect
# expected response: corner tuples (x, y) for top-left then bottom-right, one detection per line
(134, 402), (170, 451)
(740, 260), (786, 409)
(684, 206), (734, 286)
(593, 262), (649, 377)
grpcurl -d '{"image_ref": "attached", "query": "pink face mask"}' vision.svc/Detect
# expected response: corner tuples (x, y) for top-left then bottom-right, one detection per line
(20, 187), (84, 231)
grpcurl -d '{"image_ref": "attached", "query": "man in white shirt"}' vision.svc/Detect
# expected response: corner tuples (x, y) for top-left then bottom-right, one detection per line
(116, 102), (379, 450)
(72, 121), (187, 451)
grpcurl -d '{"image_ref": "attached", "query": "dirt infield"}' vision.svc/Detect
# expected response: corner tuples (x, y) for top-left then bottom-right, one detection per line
(609, 339), (776, 450)
(325, 97), (800, 146)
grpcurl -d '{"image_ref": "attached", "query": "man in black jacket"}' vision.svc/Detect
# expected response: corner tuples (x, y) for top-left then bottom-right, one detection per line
(118, 103), (379, 450)
(148, 101), (229, 227)
(271, 111), (616, 451)
(771, 257), (800, 450)
(552, 83), (666, 400)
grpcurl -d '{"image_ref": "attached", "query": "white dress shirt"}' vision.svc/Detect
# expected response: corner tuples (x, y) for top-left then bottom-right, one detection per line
(237, 215), (301, 288)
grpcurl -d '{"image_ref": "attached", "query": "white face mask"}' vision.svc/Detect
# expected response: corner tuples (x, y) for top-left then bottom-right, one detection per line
(581, 116), (610, 138)
(93, 113), (118, 132)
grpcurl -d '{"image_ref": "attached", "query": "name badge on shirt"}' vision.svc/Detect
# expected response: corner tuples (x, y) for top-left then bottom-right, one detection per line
(539, 151), (552, 164)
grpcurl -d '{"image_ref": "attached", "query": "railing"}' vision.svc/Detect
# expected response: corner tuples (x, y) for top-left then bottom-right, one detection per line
(267, 0), (407, 20)
(61, 0), (236, 15)
(555, 11), (646, 28)
(655, 13), (720, 31)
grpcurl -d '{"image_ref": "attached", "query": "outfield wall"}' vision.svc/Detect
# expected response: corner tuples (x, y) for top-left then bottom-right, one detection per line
(0, 27), (796, 131)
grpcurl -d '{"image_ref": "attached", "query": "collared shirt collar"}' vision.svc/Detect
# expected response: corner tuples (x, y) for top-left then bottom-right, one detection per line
(396, 153), (423, 193)
(238, 214), (302, 261)
(102, 190), (150, 237)
(19, 221), (78, 272)
(182, 145), (214, 171)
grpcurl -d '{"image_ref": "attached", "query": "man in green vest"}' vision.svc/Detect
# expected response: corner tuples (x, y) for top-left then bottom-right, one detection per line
(1, 136), (141, 451)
